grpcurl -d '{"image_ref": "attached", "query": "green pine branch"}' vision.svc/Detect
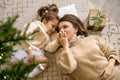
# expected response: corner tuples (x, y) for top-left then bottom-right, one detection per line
(0, 15), (38, 65)
(0, 61), (36, 80)
(0, 15), (40, 80)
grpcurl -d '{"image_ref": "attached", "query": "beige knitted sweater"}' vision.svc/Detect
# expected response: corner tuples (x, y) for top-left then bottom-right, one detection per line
(20, 21), (60, 54)
(55, 35), (120, 80)
(24, 21), (49, 50)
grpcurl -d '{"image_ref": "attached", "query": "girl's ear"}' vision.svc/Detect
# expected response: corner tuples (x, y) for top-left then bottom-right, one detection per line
(42, 19), (47, 24)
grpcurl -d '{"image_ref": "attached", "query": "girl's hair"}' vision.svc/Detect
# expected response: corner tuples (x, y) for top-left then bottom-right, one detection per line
(58, 14), (88, 37)
(37, 4), (59, 22)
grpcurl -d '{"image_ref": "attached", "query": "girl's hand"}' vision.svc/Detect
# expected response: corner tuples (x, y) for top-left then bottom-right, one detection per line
(57, 30), (69, 50)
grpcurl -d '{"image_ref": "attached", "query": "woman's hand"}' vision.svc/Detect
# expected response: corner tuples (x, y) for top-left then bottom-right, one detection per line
(57, 30), (69, 51)
(99, 58), (115, 80)
(99, 65), (113, 80)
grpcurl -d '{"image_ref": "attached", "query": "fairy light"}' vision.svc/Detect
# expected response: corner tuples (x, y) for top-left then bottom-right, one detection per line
(0, 56), (2, 59)
(4, 76), (7, 79)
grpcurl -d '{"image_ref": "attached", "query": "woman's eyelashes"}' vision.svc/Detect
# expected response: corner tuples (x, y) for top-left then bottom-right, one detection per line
(63, 25), (68, 29)
(59, 25), (68, 31)
(56, 25), (68, 33)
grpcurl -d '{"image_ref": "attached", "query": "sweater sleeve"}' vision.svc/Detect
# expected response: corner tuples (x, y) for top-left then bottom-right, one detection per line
(56, 49), (77, 74)
(26, 22), (39, 36)
(25, 21), (50, 50)
(96, 36), (120, 65)
(44, 40), (60, 53)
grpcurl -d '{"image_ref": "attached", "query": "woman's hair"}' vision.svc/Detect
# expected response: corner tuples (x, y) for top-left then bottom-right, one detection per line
(58, 14), (88, 37)
(37, 4), (59, 22)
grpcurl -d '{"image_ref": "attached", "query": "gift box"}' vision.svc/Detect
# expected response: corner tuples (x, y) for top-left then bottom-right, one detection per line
(87, 9), (107, 31)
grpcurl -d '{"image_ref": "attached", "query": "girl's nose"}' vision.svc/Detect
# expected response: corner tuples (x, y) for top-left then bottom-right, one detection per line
(60, 28), (64, 32)
(52, 28), (55, 32)
(51, 28), (55, 34)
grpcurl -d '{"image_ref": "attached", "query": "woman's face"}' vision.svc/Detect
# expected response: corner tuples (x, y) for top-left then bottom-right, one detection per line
(58, 21), (77, 41)
(43, 19), (58, 35)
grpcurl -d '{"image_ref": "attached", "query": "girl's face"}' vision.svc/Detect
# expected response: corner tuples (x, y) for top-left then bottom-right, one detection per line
(43, 19), (58, 35)
(58, 21), (78, 41)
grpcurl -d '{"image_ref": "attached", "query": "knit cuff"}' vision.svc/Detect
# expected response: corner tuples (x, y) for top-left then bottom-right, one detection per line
(108, 55), (120, 65)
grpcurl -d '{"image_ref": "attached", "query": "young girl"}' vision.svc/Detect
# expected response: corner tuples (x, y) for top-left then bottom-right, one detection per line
(11, 4), (59, 78)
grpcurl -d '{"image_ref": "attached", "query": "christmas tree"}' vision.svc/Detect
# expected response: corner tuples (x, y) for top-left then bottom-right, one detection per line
(0, 15), (37, 80)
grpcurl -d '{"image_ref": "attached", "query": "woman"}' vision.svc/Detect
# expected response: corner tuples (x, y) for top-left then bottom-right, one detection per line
(11, 4), (59, 78)
(55, 14), (120, 80)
